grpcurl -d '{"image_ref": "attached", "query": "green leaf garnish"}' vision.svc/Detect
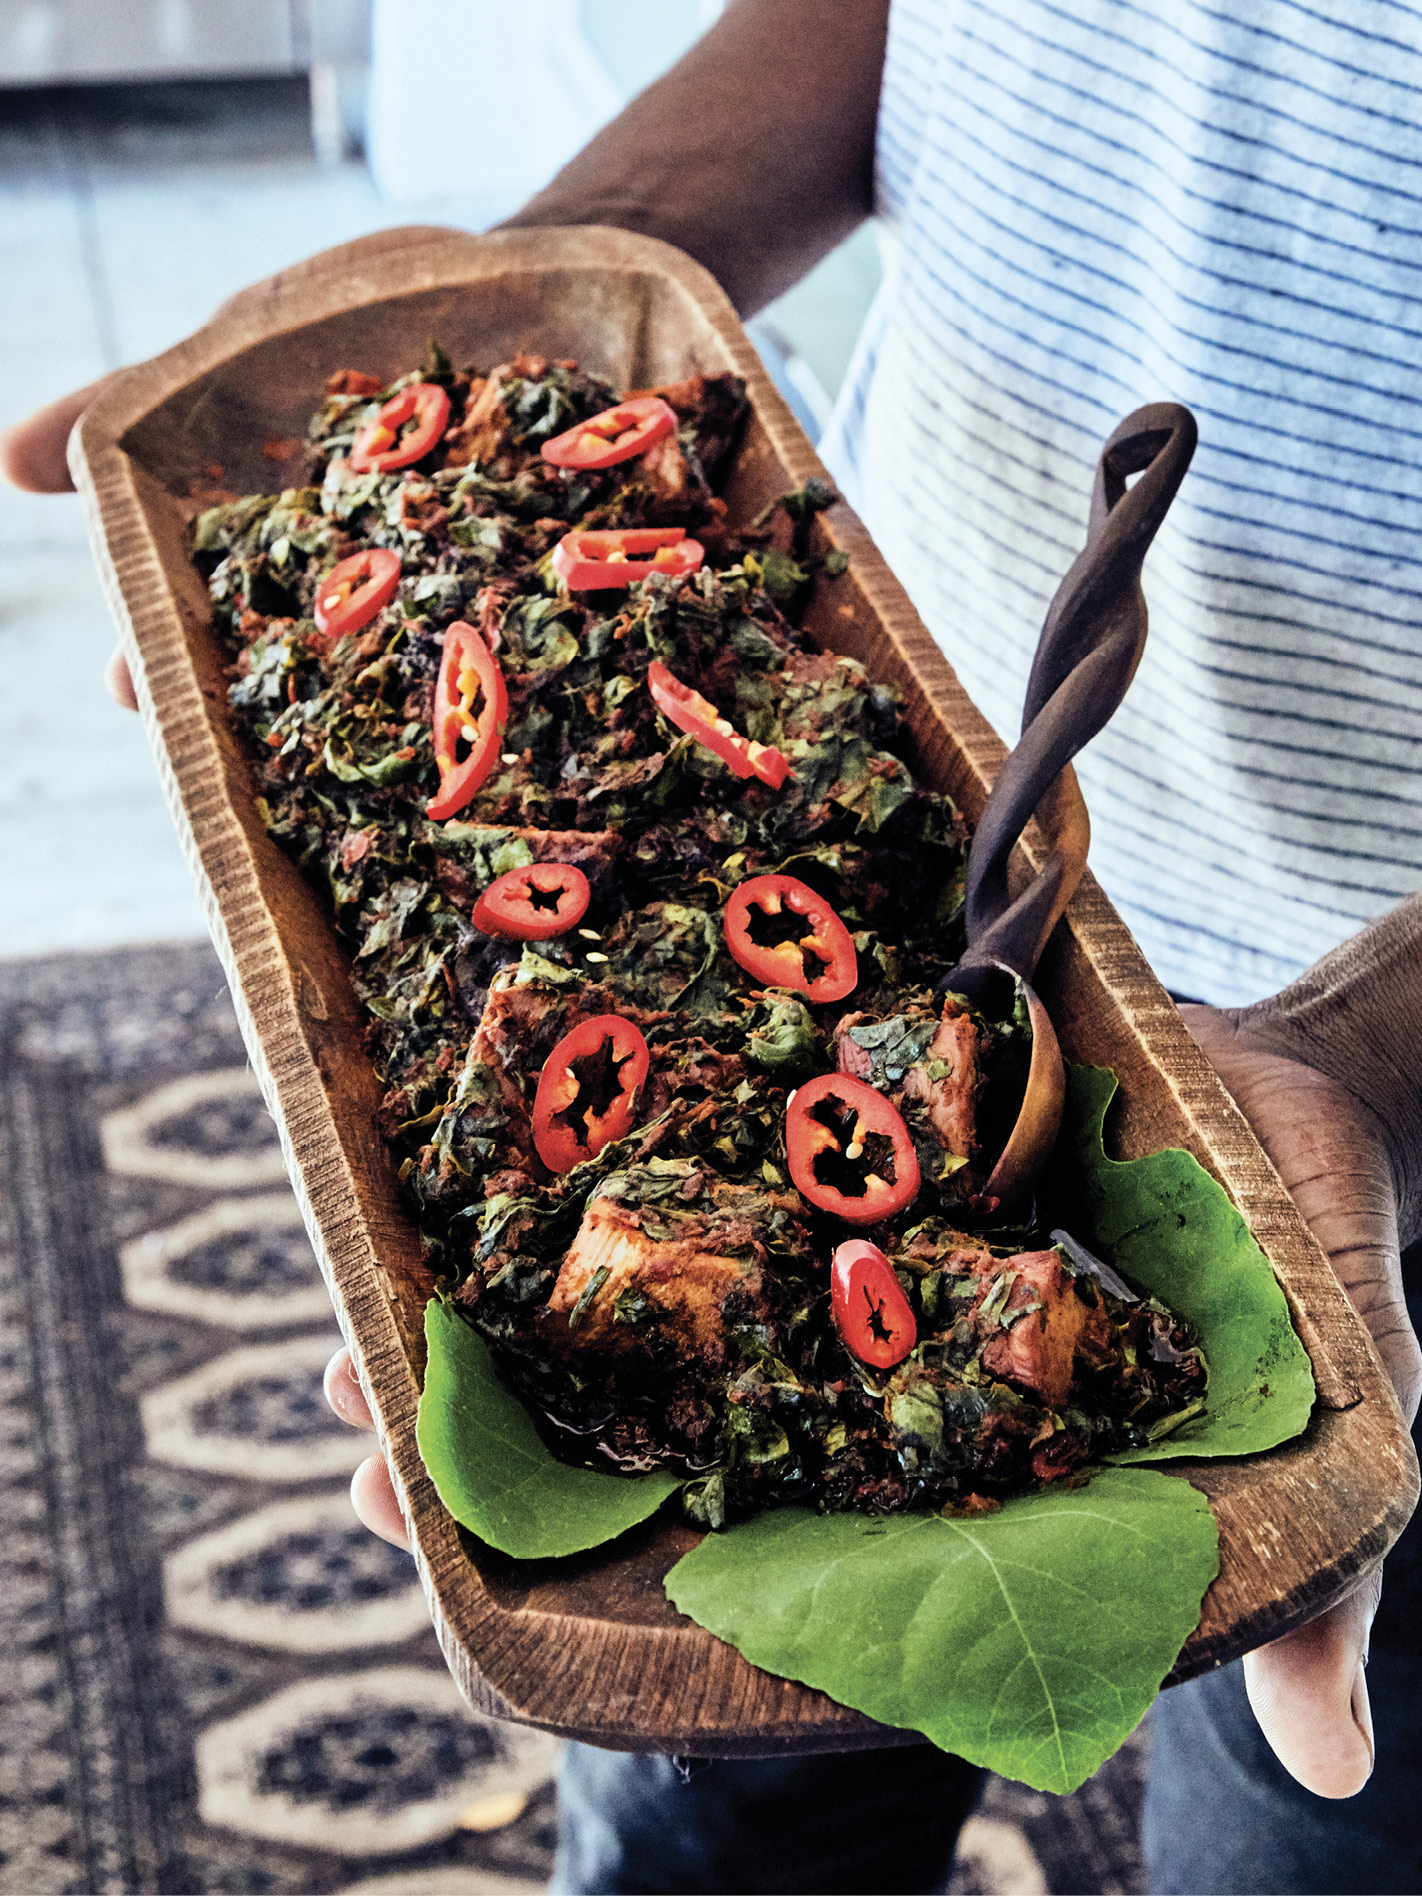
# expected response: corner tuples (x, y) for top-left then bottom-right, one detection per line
(664, 1468), (1218, 1794)
(416, 1301), (680, 1558)
(1055, 1067), (1315, 1460)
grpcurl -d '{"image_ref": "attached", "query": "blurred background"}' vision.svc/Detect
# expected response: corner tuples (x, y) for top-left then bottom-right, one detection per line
(1, 0), (882, 958)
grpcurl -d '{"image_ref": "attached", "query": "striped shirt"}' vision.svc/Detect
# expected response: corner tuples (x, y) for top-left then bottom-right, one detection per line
(821, 0), (1422, 1007)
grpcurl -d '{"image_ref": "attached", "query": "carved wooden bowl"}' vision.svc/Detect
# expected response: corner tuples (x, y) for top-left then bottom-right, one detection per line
(72, 227), (1417, 1755)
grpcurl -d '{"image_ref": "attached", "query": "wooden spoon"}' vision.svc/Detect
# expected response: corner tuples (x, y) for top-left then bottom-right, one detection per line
(940, 401), (1198, 1209)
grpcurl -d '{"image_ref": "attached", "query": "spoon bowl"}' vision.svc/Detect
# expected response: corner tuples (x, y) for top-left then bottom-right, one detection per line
(941, 959), (1068, 1213)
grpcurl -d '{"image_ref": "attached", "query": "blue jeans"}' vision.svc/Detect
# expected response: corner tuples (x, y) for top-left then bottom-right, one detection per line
(551, 1743), (982, 1894)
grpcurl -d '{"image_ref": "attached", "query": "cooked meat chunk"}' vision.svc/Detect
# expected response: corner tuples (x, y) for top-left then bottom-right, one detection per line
(544, 1193), (771, 1371)
(465, 968), (666, 1153)
(440, 374), (509, 467)
(470, 974), (566, 1097)
(431, 826), (625, 912)
(904, 998), (980, 1161)
(833, 999), (978, 1163)
(972, 1248), (1112, 1410)
(833, 1008), (936, 1086)
(638, 429), (694, 512)
(636, 372), (747, 479)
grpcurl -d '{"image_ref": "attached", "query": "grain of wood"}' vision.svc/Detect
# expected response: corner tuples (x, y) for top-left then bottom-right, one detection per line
(71, 226), (1418, 1753)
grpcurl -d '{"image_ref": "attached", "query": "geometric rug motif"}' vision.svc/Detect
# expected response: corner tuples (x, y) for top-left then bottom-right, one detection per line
(0, 942), (556, 1895)
(0, 940), (1148, 1895)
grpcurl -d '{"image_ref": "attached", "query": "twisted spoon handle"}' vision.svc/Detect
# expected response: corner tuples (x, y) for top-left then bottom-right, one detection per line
(962, 402), (1198, 978)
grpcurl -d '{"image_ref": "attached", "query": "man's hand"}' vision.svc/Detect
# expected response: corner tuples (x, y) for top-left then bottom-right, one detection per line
(0, 373), (126, 495)
(323, 1350), (412, 1551)
(1180, 1000), (1421, 1798)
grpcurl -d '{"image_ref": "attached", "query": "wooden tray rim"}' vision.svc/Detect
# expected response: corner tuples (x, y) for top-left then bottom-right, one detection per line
(69, 224), (1417, 1755)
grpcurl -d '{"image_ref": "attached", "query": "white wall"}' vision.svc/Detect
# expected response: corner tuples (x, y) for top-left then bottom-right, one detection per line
(365, 0), (718, 221)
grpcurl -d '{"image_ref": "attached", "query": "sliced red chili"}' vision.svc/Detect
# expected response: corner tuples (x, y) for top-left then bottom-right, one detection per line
(540, 396), (677, 471)
(786, 1073), (921, 1226)
(471, 863), (590, 941)
(427, 622), (509, 822)
(723, 875), (857, 1003)
(350, 383), (451, 473)
(532, 1014), (650, 1173)
(552, 527), (704, 591)
(313, 548), (401, 643)
(647, 660), (791, 789)
(831, 1239), (918, 1369)
(326, 368), (384, 396)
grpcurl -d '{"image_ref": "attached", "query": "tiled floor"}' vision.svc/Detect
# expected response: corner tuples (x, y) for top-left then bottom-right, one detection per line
(1, 76), (879, 957)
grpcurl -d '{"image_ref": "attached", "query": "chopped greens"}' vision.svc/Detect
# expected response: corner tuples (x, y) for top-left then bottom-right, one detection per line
(198, 347), (1214, 1527)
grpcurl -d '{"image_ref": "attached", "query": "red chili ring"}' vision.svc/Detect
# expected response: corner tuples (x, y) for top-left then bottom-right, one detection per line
(723, 875), (857, 1003)
(313, 548), (401, 643)
(540, 396), (677, 471)
(427, 622), (508, 823)
(647, 661), (791, 789)
(786, 1073), (920, 1225)
(471, 863), (591, 941)
(831, 1238), (918, 1369)
(552, 527), (703, 591)
(532, 1014), (650, 1174)
(350, 382), (451, 474)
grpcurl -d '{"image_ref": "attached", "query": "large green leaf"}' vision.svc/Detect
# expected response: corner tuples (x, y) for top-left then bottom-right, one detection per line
(417, 1300), (680, 1558)
(1055, 1066), (1315, 1461)
(665, 1468), (1217, 1794)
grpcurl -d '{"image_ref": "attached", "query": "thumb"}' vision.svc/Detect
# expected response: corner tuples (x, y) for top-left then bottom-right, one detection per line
(1242, 1579), (1379, 1797)
(0, 371), (125, 493)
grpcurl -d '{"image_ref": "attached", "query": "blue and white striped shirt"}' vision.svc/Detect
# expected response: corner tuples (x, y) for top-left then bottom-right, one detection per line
(822, 0), (1422, 1006)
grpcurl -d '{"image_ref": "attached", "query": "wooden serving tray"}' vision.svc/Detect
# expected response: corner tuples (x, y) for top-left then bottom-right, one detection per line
(74, 227), (1417, 1756)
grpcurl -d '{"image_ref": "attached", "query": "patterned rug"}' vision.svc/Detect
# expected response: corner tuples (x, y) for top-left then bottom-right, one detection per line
(0, 941), (1148, 1896)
